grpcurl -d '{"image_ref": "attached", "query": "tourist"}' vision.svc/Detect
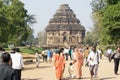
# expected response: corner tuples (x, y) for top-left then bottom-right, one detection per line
(97, 48), (103, 59)
(73, 47), (84, 79)
(84, 47), (89, 67)
(0, 47), (4, 65)
(47, 48), (52, 63)
(69, 47), (73, 60)
(41, 48), (47, 62)
(68, 62), (74, 78)
(10, 48), (24, 80)
(0, 52), (17, 80)
(107, 47), (113, 62)
(63, 47), (69, 61)
(53, 48), (65, 80)
(111, 46), (120, 75)
(87, 46), (100, 80)
(35, 50), (40, 68)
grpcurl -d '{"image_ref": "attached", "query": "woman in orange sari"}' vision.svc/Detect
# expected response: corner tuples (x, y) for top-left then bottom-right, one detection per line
(73, 47), (84, 79)
(53, 48), (65, 80)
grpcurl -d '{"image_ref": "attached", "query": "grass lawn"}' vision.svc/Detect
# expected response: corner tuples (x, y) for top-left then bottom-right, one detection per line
(5, 47), (43, 54)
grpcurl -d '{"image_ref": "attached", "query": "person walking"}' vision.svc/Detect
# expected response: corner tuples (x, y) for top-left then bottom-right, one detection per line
(107, 47), (113, 62)
(47, 48), (52, 63)
(69, 47), (73, 60)
(87, 46), (100, 80)
(35, 50), (40, 68)
(73, 47), (84, 79)
(84, 47), (89, 67)
(53, 48), (65, 80)
(111, 46), (120, 75)
(10, 48), (24, 80)
(0, 47), (4, 65)
(64, 47), (69, 61)
(0, 52), (17, 80)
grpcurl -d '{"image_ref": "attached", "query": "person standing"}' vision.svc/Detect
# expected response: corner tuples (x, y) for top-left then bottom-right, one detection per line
(0, 47), (4, 65)
(111, 46), (120, 75)
(53, 48), (65, 80)
(87, 46), (100, 80)
(0, 52), (17, 80)
(84, 47), (89, 67)
(35, 50), (40, 68)
(47, 48), (52, 63)
(63, 47), (69, 61)
(73, 47), (84, 79)
(107, 47), (113, 62)
(10, 48), (24, 80)
(69, 47), (73, 60)
(97, 48), (103, 59)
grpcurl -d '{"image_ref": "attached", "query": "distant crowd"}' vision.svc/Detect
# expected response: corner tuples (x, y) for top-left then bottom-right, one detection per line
(0, 45), (120, 80)
(36, 45), (120, 80)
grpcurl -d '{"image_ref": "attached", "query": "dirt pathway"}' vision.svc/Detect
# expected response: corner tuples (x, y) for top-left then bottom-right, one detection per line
(21, 56), (120, 80)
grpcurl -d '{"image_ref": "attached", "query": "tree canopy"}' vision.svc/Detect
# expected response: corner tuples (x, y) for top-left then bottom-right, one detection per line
(89, 0), (120, 45)
(0, 0), (36, 47)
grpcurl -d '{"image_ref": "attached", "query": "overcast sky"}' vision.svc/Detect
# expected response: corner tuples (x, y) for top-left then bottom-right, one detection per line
(20, 0), (93, 37)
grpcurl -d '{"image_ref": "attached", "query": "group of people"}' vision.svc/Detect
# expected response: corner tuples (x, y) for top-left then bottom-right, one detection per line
(50, 45), (120, 80)
(0, 45), (119, 80)
(50, 46), (100, 80)
(104, 46), (120, 75)
(0, 47), (24, 80)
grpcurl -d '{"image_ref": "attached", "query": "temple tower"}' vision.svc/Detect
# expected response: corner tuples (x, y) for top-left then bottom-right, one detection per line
(45, 4), (85, 47)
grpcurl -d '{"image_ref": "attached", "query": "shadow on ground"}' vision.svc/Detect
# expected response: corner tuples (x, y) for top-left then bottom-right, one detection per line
(99, 77), (116, 80)
(22, 78), (42, 80)
(38, 65), (52, 68)
(64, 76), (90, 80)
(22, 67), (35, 71)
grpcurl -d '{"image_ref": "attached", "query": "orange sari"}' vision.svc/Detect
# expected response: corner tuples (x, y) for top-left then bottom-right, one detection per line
(74, 51), (84, 78)
(54, 54), (65, 79)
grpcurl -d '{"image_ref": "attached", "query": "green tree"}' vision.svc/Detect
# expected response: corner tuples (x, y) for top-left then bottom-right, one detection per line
(90, 0), (120, 45)
(101, 1), (120, 44)
(0, 0), (36, 47)
(90, 0), (106, 45)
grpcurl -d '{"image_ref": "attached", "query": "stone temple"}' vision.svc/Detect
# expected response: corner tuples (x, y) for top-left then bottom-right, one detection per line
(45, 4), (85, 47)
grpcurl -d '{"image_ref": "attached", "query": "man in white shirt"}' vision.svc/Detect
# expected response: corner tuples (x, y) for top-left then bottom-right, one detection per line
(107, 47), (113, 62)
(10, 48), (24, 80)
(63, 47), (69, 61)
(87, 46), (100, 80)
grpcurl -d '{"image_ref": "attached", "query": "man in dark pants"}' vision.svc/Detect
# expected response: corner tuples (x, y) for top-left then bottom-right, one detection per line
(0, 52), (17, 80)
(113, 46), (120, 75)
(10, 48), (24, 80)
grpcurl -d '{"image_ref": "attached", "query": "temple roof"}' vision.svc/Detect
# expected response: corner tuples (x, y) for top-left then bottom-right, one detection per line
(46, 4), (85, 31)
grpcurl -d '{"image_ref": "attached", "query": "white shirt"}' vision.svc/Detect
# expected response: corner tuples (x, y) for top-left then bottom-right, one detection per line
(97, 49), (102, 55)
(87, 51), (100, 65)
(107, 49), (112, 54)
(63, 48), (69, 54)
(10, 52), (24, 69)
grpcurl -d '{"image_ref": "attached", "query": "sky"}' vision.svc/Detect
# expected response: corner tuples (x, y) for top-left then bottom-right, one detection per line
(20, 0), (93, 37)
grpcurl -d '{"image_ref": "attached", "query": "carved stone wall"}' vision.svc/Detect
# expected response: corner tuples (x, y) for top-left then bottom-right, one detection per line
(46, 30), (83, 47)
(45, 4), (85, 47)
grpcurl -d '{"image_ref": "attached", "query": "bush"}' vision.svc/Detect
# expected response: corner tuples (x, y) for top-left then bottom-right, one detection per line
(20, 47), (42, 54)
(0, 43), (8, 48)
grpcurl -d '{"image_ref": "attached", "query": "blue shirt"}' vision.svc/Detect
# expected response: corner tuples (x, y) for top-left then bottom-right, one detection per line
(47, 50), (51, 58)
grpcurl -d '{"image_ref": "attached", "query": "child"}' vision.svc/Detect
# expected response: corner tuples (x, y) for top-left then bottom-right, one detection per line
(68, 62), (74, 78)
